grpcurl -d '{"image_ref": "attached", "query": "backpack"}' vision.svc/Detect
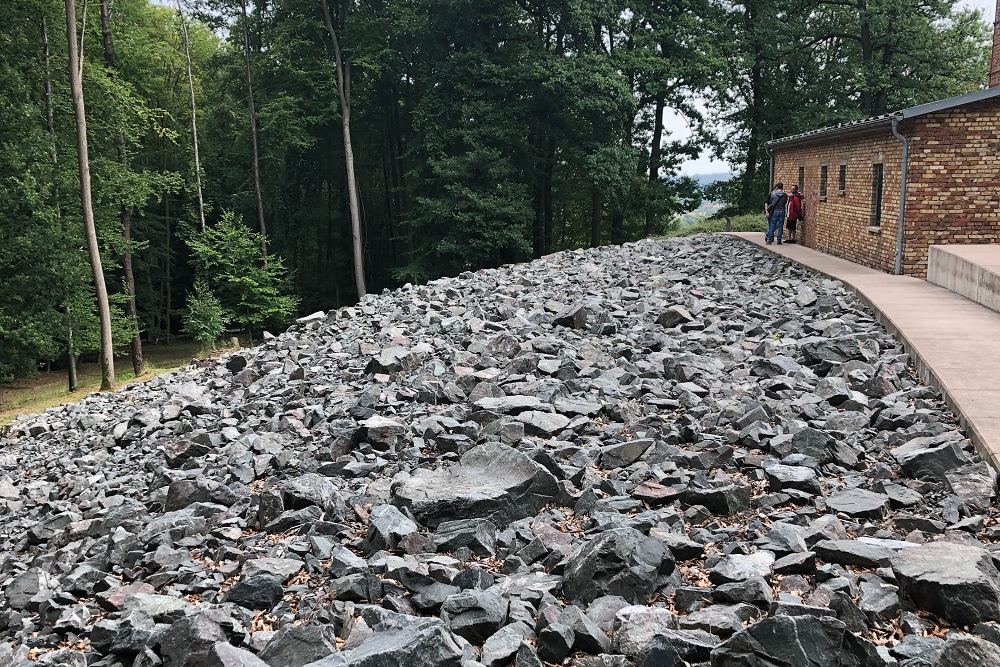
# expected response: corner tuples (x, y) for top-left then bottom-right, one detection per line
(766, 192), (787, 217)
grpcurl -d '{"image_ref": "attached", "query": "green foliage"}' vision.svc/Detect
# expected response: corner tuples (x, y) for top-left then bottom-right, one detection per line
(663, 214), (767, 238)
(185, 211), (298, 333)
(183, 280), (226, 348)
(0, 0), (991, 389)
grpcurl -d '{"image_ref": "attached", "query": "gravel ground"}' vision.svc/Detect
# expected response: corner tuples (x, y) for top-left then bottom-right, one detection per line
(1, 235), (998, 667)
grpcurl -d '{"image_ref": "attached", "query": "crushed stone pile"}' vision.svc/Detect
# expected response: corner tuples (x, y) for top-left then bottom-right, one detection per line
(2, 235), (998, 667)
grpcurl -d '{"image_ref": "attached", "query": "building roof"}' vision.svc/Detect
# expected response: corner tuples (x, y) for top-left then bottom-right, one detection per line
(767, 87), (1000, 149)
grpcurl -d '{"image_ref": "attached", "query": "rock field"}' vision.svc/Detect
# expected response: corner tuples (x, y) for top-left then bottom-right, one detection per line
(2, 235), (1000, 666)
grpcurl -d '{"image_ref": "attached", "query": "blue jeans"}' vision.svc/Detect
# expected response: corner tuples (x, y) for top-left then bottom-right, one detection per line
(766, 212), (785, 242)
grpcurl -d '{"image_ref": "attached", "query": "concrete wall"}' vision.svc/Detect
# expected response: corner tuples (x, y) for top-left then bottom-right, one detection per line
(928, 244), (1000, 313)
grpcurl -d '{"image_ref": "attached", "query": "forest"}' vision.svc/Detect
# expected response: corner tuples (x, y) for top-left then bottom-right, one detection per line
(0, 0), (991, 392)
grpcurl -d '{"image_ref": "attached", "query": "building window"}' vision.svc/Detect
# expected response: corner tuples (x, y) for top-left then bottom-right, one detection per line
(871, 163), (884, 227)
(819, 164), (828, 200)
(798, 166), (804, 190)
(838, 163), (847, 194)
(871, 162), (885, 227)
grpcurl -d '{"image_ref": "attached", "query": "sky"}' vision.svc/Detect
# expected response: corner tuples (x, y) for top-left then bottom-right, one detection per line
(675, 0), (997, 175)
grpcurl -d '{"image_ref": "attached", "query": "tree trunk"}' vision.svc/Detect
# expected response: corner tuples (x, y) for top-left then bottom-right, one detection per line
(590, 186), (602, 248)
(531, 127), (544, 258)
(739, 0), (764, 212)
(176, 0), (206, 232)
(164, 189), (172, 343)
(321, 0), (366, 298)
(543, 139), (555, 254)
(100, 0), (144, 376)
(611, 211), (624, 245)
(645, 94), (665, 237)
(43, 16), (78, 392)
(66, 0), (115, 391)
(239, 0), (267, 259)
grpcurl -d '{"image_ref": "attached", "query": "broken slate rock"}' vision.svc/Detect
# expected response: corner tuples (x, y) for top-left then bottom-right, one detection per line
(392, 443), (558, 528)
(891, 542), (1000, 626)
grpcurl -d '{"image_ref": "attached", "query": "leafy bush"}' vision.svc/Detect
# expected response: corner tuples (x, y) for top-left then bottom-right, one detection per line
(663, 213), (766, 238)
(185, 211), (299, 335)
(183, 280), (226, 349)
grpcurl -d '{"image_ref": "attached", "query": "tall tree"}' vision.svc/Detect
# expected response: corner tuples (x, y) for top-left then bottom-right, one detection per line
(239, 0), (267, 259)
(66, 0), (116, 390)
(100, 0), (145, 376)
(176, 0), (206, 232)
(320, 0), (367, 298)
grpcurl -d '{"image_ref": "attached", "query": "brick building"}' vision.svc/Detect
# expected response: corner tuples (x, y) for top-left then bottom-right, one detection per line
(766, 6), (1000, 278)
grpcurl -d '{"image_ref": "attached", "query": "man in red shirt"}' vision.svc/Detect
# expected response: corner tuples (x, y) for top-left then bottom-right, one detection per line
(785, 185), (803, 244)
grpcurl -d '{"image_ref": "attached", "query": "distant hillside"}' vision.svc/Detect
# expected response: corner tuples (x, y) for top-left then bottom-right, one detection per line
(693, 172), (732, 189)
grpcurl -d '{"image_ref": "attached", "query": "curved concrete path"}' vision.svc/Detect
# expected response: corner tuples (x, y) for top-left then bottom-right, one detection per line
(727, 231), (1000, 470)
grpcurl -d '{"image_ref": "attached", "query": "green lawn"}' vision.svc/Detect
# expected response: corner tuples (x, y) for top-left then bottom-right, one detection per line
(0, 340), (212, 426)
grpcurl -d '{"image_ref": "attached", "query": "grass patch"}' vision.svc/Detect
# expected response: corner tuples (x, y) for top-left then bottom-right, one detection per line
(663, 213), (767, 238)
(0, 340), (217, 426)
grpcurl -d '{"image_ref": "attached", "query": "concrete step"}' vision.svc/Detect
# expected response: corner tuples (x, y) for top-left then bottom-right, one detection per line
(927, 244), (1000, 313)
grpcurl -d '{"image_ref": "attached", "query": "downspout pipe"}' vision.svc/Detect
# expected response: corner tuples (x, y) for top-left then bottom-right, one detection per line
(766, 146), (775, 189)
(890, 114), (909, 275)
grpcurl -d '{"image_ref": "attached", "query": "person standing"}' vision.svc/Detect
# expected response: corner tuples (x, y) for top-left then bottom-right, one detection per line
(764, 182), (788, 245)
(785, 184), (803, 243)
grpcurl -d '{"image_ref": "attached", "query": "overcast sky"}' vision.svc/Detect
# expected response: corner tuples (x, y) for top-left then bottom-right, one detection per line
(677, 0), (997, 174)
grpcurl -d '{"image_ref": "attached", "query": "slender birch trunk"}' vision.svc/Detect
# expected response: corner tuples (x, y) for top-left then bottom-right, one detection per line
(176, 0), (206, 232)
(100, 0), (144, 377)
(321, 0), (367, 298)
(66, 0), (116, 391)
(239, 0), (267, 260)
(43, 16), (79, 391)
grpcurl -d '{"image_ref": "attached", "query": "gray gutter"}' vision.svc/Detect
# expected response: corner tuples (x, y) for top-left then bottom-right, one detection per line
(890, 114), (909, 275)
(765, 116), (892, 149)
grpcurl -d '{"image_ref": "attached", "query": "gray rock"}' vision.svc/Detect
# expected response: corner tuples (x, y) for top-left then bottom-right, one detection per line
(892, 542), (1000, 626)
(259, 625), (336, 666)
(481, 623), (534, 667)
(599, 439), (653, 469)
(346, 622), (465, 667)
(612, 606), (679, 658)
(433, 519), (498, 556)
(826, 488), (890, 519)
(682, 484), (751, 516)
(710, 614), (883, 666)
(765, 464), (821, 494)
(945, 462), (997, 513)
(891, 438), (971, 480)
(225, 575), (284, 610)
(710, 551), (775, 584)
(366, 504), (419, 553)
(814, 540), (895, 569)
(934, 634), (1000, 666)
(159, 614), (228, 667)
(440, 590), (508, 642)
(563, 527), (674, 603)
(392, 443), (558, 528)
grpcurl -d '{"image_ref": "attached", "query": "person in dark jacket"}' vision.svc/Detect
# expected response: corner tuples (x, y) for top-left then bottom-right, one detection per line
(764, 183), (788, 245)
(785, 184), (803, 243)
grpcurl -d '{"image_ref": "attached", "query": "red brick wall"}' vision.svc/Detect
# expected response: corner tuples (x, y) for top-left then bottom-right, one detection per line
(773, 97), (1000, 278)
(773, 132), (902, 273)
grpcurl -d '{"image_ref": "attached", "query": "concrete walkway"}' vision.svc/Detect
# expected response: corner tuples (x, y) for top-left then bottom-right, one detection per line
(727, 232), (1000, 470)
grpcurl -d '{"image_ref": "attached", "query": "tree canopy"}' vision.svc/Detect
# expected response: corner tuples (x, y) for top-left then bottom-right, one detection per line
(0, 0), (990, 385)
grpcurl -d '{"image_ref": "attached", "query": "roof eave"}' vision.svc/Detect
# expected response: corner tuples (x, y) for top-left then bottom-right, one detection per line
(768, 87), (1000, 150)
(766, 117), (893, 150)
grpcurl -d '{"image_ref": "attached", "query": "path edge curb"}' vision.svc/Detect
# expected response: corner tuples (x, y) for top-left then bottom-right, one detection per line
(724, 232), (999, 472)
